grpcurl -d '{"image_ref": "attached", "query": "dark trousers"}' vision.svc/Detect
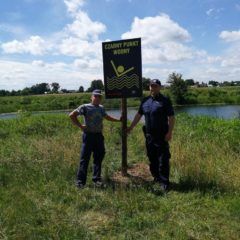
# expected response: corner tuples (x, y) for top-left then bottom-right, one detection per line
(77, 132), (105, 185)
(145, 136), (171, 186)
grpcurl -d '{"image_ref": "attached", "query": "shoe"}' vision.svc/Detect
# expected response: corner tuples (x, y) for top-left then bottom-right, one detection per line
(93, 180), (104, 188)
(76, 181), (85, 189)
(160, 184), (169, 192)
(152, 182), (169, 194)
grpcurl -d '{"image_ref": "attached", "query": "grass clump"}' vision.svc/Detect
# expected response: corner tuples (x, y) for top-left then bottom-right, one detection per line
(0, 113), (240, 239)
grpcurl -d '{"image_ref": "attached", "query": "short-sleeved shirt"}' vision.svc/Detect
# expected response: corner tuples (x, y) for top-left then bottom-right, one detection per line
(138, 94), (174, 138)
(75, 103), (107, 133)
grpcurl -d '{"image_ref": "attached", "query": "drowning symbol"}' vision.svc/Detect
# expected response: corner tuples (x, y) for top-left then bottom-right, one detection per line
(111, 60), (134, 77)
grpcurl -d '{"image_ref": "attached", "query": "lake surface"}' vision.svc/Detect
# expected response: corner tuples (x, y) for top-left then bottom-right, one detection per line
(107, 105), (240, 121)
(0, 105), (240, 120)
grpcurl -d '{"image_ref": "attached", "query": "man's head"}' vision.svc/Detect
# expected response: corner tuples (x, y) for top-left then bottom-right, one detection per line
(149, 79), (161, 96)
(91, 89), (102, 105)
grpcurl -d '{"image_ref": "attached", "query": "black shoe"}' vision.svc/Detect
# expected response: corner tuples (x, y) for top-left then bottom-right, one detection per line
(152, 182), (169, 194)
(76, 181), (85, 189)
(160, 183), (169, 192)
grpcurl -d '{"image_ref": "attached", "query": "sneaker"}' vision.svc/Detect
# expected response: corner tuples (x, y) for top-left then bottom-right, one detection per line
(93, 180), (104, 188)
(76, 181), (85, 189)
(160, 184), (169, 192)
(152, 182), (169, 194)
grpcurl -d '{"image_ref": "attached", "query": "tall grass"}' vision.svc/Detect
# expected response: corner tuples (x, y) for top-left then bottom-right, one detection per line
(0, 113), (240, 239)
(1, 86), (240, 114)
(171, 114), (240, 192)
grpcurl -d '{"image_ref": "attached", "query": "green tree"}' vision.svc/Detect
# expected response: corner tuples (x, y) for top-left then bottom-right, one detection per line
(185, 79), (195, 86)
(78, 86), (84, 92)
(208, 80), (219, 87)
(167, 72), (188, 104)
(142, 77), (151, 90)
(87, 80), (104, 92)
(51, 82), (60, 93)
(0, 90), (10, 96)
(21, 87), (31, 95)
(30, 83), (50, 95)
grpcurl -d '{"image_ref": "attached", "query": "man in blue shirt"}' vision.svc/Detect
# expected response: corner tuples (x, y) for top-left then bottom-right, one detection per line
(128, 79), (175, 191)
(69, 89), (121, 188)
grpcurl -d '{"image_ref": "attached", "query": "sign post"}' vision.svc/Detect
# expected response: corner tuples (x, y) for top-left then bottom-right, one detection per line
(121, 97), (127, 175)
(102, 38), (142, 175)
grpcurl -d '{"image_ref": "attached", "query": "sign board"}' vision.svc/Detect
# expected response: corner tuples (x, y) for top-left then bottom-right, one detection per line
(102, 38), (142, 99)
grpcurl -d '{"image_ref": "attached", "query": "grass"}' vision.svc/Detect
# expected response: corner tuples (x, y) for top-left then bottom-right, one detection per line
(0, 113), (240, 239)
(0, 86), (240, 114)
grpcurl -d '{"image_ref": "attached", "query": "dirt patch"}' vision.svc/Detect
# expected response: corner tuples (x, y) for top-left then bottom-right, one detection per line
(111, 162), (153, 185)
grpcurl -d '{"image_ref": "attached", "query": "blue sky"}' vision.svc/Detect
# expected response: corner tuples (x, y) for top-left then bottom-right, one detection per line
(0, 0), (240, 90)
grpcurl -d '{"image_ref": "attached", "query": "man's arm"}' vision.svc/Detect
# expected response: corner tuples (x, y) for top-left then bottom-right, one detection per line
(165, 115), (175, 141)
(105, 114), (122, 122)
(69, 110), (86, 130)
(127, 113), (142, 133)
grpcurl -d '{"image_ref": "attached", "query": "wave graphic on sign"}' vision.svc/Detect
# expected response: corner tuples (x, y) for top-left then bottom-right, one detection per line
(107, 74), (139, 90)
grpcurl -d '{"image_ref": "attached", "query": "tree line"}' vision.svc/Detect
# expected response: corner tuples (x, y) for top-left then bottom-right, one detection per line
(0, 80), (104, 96)
(1, 73), (239, 100)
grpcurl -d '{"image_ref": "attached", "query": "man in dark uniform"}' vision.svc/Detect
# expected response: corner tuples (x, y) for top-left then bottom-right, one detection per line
(127, 79), (175, 191)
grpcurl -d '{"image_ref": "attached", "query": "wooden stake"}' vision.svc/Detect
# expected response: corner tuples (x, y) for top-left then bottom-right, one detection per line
(121, 98), (128, 176)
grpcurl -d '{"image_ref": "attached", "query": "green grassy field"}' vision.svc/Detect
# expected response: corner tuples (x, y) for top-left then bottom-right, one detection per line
(0, 113), (240, 239)
(0, 86), (240, 114)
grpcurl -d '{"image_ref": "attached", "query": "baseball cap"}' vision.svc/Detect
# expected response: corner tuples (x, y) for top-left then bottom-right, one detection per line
(150, 79), (161, 86)
(92, 89), (102, 96)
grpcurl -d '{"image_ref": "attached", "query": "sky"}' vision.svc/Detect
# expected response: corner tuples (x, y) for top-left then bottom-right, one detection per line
(0, 0), (240, 91)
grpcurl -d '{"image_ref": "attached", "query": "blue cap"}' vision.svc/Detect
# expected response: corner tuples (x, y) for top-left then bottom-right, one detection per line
(150, 79), (161, 86)
(92, 89), (102, 96)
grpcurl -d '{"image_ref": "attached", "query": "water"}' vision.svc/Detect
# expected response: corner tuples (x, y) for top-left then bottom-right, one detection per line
(0, 105), (240, 120)
(107, 105), (240, 121)
(175, 105), (240, 119)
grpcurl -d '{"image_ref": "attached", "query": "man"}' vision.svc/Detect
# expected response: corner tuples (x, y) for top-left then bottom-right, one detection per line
(127, 79), (175, 191)
(69, 89), (121, 188)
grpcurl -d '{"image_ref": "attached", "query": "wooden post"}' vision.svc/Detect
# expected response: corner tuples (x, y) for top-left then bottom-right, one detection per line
(121, 98), (128, 176)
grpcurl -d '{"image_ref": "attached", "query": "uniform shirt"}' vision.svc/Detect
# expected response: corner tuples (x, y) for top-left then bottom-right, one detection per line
(138, 94), (174, 139)
(75, 103), (106, 133)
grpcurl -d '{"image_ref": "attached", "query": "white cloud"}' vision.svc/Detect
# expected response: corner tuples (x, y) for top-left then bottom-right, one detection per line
(74, 58), (102, 69)
(220, 43), (240, 68)
(32, 60), (45, 67)
(0, 59), (101, 90)
(66, 11), (106, 40)
(58, 37), (102, 58)
(206, 8), (224, 18)
(221, 58), (240, 67)
(219, 30), (240, 42)
(122, 14), (191, 44)
(122, 14), (192, 63)
(64, 0), (86, 15)
(219, 30), (240, 69)
(206, 8), (214, 16)
(1, 36), (51, 55)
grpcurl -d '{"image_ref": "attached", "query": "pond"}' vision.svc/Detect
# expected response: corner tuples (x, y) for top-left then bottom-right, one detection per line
(107, 105), (240, 121)
(0, 105), (240, 120)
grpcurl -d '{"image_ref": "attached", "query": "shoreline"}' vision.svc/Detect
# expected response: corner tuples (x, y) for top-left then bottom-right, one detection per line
(1, 103), (240, 115)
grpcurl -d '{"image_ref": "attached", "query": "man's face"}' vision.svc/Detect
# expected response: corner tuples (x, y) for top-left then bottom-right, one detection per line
(149, 84), (161, 96)
(91, 95), (102, 105)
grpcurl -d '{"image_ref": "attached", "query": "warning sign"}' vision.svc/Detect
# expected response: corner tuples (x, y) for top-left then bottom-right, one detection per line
(102, 38), (142, 99)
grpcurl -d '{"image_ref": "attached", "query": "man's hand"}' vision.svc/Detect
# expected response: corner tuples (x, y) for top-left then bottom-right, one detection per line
(127, 126), (133, 134)
(80, 125), (87, 131)
(165, 131), (172, 141)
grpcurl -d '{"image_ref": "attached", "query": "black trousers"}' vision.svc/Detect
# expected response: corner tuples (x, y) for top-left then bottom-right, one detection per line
(145, 135), (171, 186)
(77, 132), (105, 185)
